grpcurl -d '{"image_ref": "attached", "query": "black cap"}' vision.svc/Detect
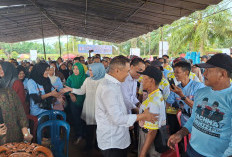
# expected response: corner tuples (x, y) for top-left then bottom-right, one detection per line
(138, 66), (162, 84)
(196, 53), (232, 73)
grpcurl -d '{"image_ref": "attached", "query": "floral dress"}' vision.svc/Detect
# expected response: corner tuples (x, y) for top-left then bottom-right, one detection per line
(0, 88), (28, 145)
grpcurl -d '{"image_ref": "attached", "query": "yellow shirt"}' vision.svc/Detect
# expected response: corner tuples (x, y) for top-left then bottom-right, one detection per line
(167, 71), (200, 82)
(82, 64), (88, 73)
(159, 78), (170, 101)
(139, 89), (166, 130)
(164, 65), (173, 72)
(139, 78), (170, 101)
(138, 76), (143, 83)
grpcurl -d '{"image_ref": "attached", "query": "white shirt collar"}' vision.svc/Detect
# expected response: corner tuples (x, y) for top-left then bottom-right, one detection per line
(128, 73), (133, 81)
(105, 74), (121, 84)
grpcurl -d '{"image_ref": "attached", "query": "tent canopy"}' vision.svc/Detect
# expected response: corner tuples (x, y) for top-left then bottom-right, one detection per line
(0, 0), (222, 43)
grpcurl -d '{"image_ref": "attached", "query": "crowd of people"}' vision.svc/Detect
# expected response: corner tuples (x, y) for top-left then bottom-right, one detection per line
(0, 52), (231, 157)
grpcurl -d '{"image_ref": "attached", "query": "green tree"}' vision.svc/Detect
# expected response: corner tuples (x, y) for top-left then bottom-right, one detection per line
(11, 51), (19, 59)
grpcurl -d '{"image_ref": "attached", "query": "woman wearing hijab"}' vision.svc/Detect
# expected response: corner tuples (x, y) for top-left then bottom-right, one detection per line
(17, 65), (29, 90)
(65, 62), (86, 145)
(0, 62), (26, 114)
(62, 63), (105, 150)
(17, 65), (30, 115)
(50, 61), (65, 82)
(48, 65), (63, 91)
(48, 65), (65, 111)
(27, 62), (60, 116)
(59, 62), (70, 80)
(67, 62), (73, 76)
(0, 88), (33, 145)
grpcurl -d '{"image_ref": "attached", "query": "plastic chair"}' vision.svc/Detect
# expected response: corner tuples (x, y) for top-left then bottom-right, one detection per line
(37, 120), (70, 157)
(37, 110), (66, 125)
(176, 110), (182, 127)
(176, 111), (191, 152)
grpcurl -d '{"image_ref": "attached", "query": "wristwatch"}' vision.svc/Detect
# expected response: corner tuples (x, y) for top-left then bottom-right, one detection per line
(181, 96), (187, 101)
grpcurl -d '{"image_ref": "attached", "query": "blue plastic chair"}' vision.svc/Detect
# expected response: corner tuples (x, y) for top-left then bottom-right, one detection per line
(37, 110), (66, 125)
(37, 120), (70, 157)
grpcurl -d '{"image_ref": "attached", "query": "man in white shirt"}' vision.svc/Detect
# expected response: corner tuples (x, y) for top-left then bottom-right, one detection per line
(121, 58), (145, 114)
(95, 55), (159, 157)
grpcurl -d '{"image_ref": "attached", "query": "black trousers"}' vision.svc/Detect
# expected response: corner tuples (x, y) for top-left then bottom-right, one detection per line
(102, 148), (127, 157)
(70, 103), (85, 139)
(85, 125), (97, 149)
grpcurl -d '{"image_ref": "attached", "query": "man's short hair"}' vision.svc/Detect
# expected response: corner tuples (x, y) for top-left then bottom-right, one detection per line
(109, 55), (130, 71)
(73, 57), (80, 61)
(174, 61), (191, 75)
(153, 56), (158, 60)
(158, 58), (164, 62)
(162, 55), (169, 59)
(95, 54), (101, 58)
(130, 58), (145, 66)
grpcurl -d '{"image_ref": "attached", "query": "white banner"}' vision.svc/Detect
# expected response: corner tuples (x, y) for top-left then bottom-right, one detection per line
(30, 50), (37, 61)
(130, 48), (140, 56)
(159, 41), (169, 57)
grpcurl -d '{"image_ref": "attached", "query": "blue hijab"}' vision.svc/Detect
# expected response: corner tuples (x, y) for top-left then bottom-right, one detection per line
(88, 63), (105, 80)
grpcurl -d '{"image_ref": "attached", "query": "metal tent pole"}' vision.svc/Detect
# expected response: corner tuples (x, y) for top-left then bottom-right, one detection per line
(41, 15), (46, 60)
(59, 31), (62, 57)
(67, 35), (69, 59)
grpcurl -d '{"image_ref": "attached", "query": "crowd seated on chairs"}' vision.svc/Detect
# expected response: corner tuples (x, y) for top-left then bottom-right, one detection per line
(0, 53), (232, 157)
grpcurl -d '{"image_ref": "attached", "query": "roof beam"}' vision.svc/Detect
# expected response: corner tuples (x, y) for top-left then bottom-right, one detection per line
(27, 0), (65, 34)
(106, 1), (147, 39)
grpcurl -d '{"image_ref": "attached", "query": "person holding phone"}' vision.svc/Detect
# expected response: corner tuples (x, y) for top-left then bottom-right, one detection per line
(168, 53), (232, 157)
(166, 61), (204, 127)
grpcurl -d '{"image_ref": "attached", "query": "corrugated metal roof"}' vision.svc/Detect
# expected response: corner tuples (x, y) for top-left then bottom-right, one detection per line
(0, 0), (222, 43)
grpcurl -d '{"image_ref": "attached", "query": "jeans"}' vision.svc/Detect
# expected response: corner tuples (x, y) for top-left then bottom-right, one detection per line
(185, 144), (205, 157)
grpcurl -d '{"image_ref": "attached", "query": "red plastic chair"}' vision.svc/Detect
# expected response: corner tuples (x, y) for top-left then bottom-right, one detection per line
(161, 144), (180, 157)
(177, 110), (182, 126)
(176, 111), (191, 152)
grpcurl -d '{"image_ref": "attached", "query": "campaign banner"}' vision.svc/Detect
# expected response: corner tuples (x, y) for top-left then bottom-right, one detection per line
(78, 44), (112, 54)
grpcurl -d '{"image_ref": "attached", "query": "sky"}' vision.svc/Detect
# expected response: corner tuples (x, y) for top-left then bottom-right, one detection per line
(27, 0), (232, 46)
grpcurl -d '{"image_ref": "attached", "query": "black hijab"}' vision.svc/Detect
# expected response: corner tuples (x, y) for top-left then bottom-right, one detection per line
(0, 62), (18, 88)
(30, 63), (53, 105)
(17, 65), (27, 81)
(59, 63), (69, 80)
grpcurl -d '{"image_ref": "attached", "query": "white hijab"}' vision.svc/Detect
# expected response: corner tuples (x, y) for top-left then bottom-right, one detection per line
(48, 66), (58, 84)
